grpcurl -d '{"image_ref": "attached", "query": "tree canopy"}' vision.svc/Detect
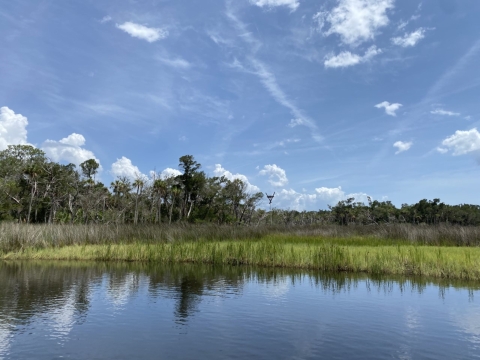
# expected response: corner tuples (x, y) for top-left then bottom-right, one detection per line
(1, 146), (479, 226)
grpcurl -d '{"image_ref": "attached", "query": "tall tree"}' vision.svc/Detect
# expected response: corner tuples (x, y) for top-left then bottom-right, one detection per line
(133, 177), (145, 225)
(79, 159), (99, 182)
(178, 155), (205, 219)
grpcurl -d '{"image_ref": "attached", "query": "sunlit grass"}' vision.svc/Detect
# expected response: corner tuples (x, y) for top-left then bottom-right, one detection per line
(3, 237), (480, 280)
(1, 223), (480, 280)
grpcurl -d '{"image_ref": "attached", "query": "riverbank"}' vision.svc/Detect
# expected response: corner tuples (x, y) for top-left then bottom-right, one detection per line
(2, 223), (480, 280)
(2, 238), (480, 280)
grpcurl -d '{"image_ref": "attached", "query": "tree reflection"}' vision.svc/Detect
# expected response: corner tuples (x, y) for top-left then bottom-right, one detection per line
(0, 261), (96, 327)
(0, 261), (478, 330)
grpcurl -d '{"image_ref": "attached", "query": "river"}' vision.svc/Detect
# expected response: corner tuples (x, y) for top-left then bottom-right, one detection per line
(0, 261), (479, 359)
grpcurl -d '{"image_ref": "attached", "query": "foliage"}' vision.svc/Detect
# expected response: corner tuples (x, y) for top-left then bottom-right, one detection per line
(1, 146), (480, 226)
(0, 148), (264, 225)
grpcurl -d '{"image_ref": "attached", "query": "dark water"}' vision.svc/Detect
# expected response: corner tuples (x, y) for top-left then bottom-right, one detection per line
(0, 261), (479, 360)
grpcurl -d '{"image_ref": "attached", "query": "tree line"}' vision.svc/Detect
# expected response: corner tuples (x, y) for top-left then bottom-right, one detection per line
(1, 145), (479, 226)
(0, 145), (263, 225)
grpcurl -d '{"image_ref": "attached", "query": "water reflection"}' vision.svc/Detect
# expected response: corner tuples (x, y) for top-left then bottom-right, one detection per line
(1, 261), (479, 326)
(0, 261), (479, 359)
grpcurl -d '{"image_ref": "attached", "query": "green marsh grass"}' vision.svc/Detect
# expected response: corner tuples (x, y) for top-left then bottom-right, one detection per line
(1, 223), (480, 280)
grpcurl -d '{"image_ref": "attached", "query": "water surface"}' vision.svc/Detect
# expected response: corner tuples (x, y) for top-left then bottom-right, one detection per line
(0, 261), (479, 359)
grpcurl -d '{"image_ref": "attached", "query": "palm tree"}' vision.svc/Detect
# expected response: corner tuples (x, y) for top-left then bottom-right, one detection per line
(169, 186), (182, 224)
(23, 163), (42, 224)
(133, 177), (145, 225)
(153, 179), (167, 224)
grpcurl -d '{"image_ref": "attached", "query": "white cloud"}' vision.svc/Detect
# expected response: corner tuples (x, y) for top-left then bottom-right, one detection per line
(315, 186), (370, 205)
(322, 0), (395, 46)
(375, 101), (403, 116)
(249, 0), (299, 11)
(275, 186), (370, 210)
(391, 28), (425, 47)
(393, 140), (412, 154)
(441, 128), (480, 156)
(259, 164), (288, 187)
(116, 22), (168, 43)
(436, 147), (448, 154)
(325, 51), (362, 68)
(0, 106), (29, 150)
(42, 133), (101, 167)
(431, 109), (460, 116)
(276, 189), (317, 211)
(315, 186), (345, 203)
(213, 164), (260, 192)
(101, 16), (112, 23)
(324, 45), (381, 68)
(111, 157), (145, 180)
(59, 133), (85, 147)
(159, 168), (182, 179)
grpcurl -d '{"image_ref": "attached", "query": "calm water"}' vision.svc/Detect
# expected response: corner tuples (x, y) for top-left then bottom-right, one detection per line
(0, 261), (479, 360)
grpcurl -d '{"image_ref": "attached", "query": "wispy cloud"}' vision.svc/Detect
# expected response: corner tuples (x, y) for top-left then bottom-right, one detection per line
(226, 6), (323, 142)
(324, 45), (381, 68)
(391, 28), (426, 47)
(388, 40), (480, 145)
(375, 101), (402, 116)
(288, 118), (304, 127)
(249, 0), (299, 11)
(426, 39), (480, 99)
(178, 89), (232, 124)
(260, 138), (301, 150)
(100, 15), (112, 23)
(83, 103), (128, 115)
(431, 109), (460, 116)
(116, 22), (168, 43)
(156, 56), (191, 69)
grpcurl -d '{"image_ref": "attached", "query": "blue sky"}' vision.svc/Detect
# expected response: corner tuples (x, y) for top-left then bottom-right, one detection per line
(1, 0), (480, 210)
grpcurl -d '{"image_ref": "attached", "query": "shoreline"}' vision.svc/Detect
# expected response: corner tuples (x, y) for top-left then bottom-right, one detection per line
(2, 240), (480, 281)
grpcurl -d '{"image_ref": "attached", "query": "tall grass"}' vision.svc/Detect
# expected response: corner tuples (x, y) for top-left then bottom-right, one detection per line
(1, 223), (480, 253)
(3, 239), (480, 280)
(2, 223), (480, 280)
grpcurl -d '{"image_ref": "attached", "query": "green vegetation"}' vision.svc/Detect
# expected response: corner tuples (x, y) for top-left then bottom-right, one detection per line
(1, 223), (480, 280)
(2, 145), (480, 280)
(3, 238), (480, 280)
(2, 145), (480, 226)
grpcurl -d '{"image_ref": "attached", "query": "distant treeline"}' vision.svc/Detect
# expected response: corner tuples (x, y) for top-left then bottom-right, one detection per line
(1, 145), (479, 226)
